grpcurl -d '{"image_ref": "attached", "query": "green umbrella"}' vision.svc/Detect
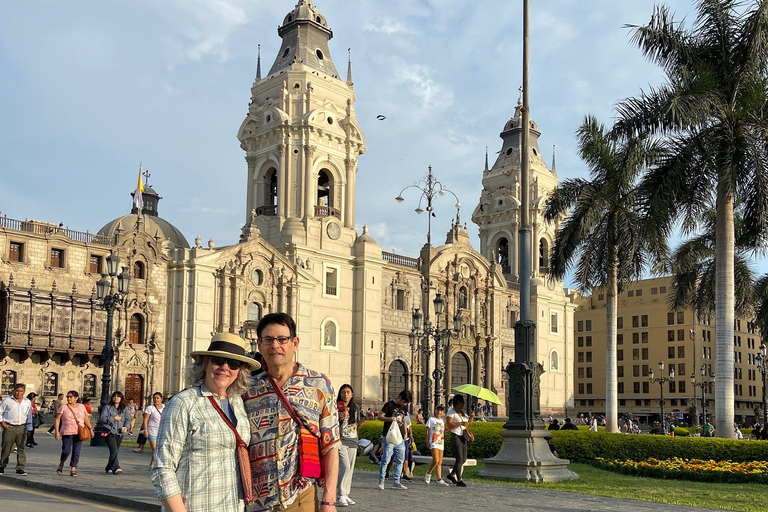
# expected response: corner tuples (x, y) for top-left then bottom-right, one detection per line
(451, 384), (503, 405)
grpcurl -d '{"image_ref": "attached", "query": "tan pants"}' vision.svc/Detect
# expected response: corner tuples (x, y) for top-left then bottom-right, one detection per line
(282, 486), (317, 512)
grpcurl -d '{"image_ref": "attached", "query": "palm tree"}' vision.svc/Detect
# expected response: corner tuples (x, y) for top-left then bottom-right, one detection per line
(544, 115), (666, 433)
(612, 0), (768, 438)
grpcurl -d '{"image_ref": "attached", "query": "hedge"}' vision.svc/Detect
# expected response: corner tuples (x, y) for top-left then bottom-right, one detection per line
(357, 421), (768, 462)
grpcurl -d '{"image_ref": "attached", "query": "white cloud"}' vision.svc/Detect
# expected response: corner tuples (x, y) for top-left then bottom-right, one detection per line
(394, 64), (454, 111)
(363, 17), (408, 34)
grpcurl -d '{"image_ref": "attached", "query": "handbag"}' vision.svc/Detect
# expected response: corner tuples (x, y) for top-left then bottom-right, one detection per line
(207, 396), (254, 506)
(466, 430), (475, 443)
(385, 419), (403, 445)
(267, 373), (324, 479)
(67, 404), (91, 441)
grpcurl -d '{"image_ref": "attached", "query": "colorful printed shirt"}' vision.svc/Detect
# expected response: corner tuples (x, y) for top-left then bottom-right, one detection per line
(425, 416), (445, 450)
(243, 363), (340, 512)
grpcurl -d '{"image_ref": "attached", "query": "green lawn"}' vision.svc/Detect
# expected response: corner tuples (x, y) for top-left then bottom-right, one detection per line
(355, 457), (768, 512)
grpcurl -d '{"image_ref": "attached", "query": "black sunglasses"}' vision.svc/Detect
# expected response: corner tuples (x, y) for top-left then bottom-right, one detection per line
(210, 356), (243, 370)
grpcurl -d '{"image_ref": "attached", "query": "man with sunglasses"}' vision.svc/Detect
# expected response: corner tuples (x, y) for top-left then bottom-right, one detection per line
(0, 383), (33, 475)
(243, 312), (340, 512)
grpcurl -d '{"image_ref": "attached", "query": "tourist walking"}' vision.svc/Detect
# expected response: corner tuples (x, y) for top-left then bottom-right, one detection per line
(243, 312), (341, 512)
(47, 393), (64, 435)
(151, 332), (259, 512)
(445, 394), (473, 487)
(424, 405), (449, 486)
(0, 383), (33, 475)
(126, 397), (139, 434)
(54, 390), (94, 477)
(377, 389), (411, 491)
(100, 391), (131, 474)
(142, 392), (165, 468)
(25, 393), (40, 448)
(336, 383), (367, 507)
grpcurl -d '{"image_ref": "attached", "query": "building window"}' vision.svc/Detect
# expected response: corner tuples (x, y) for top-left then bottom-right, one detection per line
(253, 269), (263, 285)
(636, 289), (642, 297)
(617, 317), (623, 329)
(585, 320), (592, 331)
(641, 315), (648, 327)
(667, 312), (675, 325)
(9, 242), (23, 263)
(617, 334), (623, 345)
(578, 383), (584, 394)
(396, 289), (406, 311)
(678, 346), (685, 358)
(677, 311), (685, 324)
(539, 238), (549, 270)
(586, 352), (592, 363)
(550, 310), (559, 334)
(44, 372), (59, 396)
(641, 332), (649, 343)
(323, 265), (339, 297)
(668, 330), (675, 342)
(651, 287), (658, 295)
(133, 261), (146, 279)
(89, 255), (102, 274)
(677, 329), (685, 341)
(129, 314), (145, 344)
(668, 346), (675, 359)
(642, 364), (649, 376)
(51, 248), (65, 268)
(660, 286), (667, 293)
(598, 293), (604, 300)
(633, 364), (640, 376)
(642, 348), (648, 359)
(679, 381), (686, 393)
(321, 318), (338, 350)
(578, 367), (584, 378)
(248, 302), (261, 321)
(628, 290), (634, 297)
(633, 349), (640, 361)
(578, 352), (584, 363)
(577, 320), (583, 332)
(643, 382), (649, 393)
(633, 332), (639, 344)
(1, 370), (17, 395)
(632, 316), (639, 328)
(83, 374), (97, 398)
(618, 382), (624, 394)
(634, 382), (640, 393)
(578, 336), (584, 347)
(617, 350), (623, 361)
(586, 383), (593, 394)
(669, 381), (676, 393)
(586, 366), (592, 378)
(586, 336), (592, 347)
(618, 365), (624, 377)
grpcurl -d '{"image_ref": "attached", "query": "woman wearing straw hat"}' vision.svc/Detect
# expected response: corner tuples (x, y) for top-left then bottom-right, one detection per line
(150, 332), (260, 512)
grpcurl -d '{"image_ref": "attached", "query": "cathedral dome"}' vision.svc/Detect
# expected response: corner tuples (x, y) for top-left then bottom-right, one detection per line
(282, 0), (328, 28)
(97, 182), (190, 248)
(354, 225), (377, 244)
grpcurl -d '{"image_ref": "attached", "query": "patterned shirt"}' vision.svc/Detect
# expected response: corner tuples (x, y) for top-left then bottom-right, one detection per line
(150, 384), (251, 512)
(243, 364), (340, 512)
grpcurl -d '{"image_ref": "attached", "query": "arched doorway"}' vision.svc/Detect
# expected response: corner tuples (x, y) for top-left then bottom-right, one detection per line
(387, 360), (408, 402)
(125, 374), (144, 407)
(496, 237), (510, 273)
(451, 352), (471, 389)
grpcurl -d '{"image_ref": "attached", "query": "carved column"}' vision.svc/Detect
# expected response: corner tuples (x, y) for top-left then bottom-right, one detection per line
(303, 145), (315, 219)
(246, 154), (259, 223)
(344, 158), (355, 228)
(277, 144), (287, 218)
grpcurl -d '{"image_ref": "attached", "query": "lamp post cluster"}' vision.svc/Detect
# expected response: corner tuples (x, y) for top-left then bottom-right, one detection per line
(92, 251), (131, 444)
(649, 360), (674, 433)
(755, 344), (768, 427)
(409, 294), (462, 417)
(691, 363), (715, 425)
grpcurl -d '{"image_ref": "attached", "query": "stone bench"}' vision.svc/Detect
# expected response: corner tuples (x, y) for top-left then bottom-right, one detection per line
(411, 454), (477, 473)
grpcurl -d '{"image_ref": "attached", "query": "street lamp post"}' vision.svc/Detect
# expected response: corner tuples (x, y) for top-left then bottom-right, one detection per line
(691, 364), (714, 424)
(755, 344), (768, 427)
(410, 295), (462, 415)
(92, 251), (131, 446)
(689, 329), (699, 427)
(649, 360), (675, 434)
(395, 165), (460, 417)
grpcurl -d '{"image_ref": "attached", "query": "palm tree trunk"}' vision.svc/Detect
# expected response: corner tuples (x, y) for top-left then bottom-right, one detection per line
(605, 246), (619, 432)
(715, 182), (736, 438)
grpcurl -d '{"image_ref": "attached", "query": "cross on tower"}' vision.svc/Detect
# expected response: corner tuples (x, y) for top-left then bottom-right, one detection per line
(142, 169), (151, 185)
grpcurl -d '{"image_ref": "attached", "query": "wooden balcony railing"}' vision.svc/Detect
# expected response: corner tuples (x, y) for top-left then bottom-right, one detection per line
(0, 215), (112, 245)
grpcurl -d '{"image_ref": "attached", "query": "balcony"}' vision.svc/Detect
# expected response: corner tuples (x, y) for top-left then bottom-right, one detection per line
(382, 251), (419, 268)
(314, 205), (341, 219)
(255, 205), (277, 216)
(0, 215), (111, 245)
(325, 285), (337, 295)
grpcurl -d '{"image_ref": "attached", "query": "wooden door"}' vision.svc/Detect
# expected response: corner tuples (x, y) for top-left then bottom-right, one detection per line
(124, 374), (144, 408)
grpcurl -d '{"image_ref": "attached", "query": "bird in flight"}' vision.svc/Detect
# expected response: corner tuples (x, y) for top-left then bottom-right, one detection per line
(376, 115), (386, 120)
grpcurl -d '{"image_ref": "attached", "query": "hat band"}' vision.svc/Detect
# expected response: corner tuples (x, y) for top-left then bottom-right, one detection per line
(207, 340), (247, 356)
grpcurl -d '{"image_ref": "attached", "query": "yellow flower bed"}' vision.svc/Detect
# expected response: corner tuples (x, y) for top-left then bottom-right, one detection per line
(594, 457), (768, 483)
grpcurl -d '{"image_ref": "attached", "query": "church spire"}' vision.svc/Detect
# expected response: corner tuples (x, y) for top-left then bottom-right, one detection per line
(346, 48), (353, 84)
(484, 146), (489, 172)
(256, 44), (261, 79)
(551, 144), (556, 173)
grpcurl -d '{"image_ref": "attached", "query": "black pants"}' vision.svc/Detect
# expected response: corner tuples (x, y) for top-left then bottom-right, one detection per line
(105, 433), (123, 473)
(450, 433), (468, 481)
(26, 430), (36, 446)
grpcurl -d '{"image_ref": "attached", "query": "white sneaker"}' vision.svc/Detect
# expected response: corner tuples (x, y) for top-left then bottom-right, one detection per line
(424, 473), (431, 484)
(392, 482), (408, 490)
(437, 478), (450, 486)
(378, 479), (385, 490)
(336, 496), (349, 507)
(345, 496), (355, 506)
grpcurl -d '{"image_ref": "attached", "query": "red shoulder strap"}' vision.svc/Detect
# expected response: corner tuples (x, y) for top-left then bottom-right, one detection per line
(206, 396), (247, 448)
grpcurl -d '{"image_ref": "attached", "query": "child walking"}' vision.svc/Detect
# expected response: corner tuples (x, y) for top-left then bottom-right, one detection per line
(424, 405), (449, 485)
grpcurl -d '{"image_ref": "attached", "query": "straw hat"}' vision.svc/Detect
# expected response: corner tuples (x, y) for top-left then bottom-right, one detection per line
(190, 333), (261, 370)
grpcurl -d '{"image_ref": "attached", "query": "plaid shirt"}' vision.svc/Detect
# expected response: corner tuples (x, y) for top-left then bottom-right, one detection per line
(243, 364), (340, 512)
(150, 384), (250, 512)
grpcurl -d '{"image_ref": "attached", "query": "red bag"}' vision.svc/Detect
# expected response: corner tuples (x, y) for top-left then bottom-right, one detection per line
(268, 374), (324, 479)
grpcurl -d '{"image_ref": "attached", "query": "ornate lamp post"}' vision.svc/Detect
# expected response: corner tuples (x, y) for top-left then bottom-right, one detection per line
(649, 360), (675, 433)
(240, 320), (260, 358)
(755, 344), (768, 426)
(690, 363), (712, 426)
(395, 165), (460, 417)
(689, 329), (699, 427)
(410, 294), (462, 416)
(92, 251), (131, 445)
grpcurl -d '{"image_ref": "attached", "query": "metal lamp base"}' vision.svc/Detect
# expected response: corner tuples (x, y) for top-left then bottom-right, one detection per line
(479, 429), (578, 482)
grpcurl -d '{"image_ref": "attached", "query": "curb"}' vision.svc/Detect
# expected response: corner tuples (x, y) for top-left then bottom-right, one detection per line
(0, 474), (161, 511)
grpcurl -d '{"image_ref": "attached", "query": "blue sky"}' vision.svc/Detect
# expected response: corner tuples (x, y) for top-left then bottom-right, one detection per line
(1, 0), (765, 287)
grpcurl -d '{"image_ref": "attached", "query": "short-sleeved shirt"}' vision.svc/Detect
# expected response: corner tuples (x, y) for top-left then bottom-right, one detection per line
(446, 408), (467, 436)
(339, 406), (361, 449)
(58, 403), (87, 435)
(145, 404), (165, 437)
(243, 363), (340, 512)
(381, 400), (406, 437)
(127, 402), (139, 419)
(425, 417), (445, 450)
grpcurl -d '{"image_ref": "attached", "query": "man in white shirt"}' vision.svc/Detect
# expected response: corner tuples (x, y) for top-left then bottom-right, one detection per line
(0, 383), (33, 475)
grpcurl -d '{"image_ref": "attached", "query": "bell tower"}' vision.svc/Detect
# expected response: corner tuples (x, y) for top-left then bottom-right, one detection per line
(471, 97), (559, 282)
(238, 0), (366, 250)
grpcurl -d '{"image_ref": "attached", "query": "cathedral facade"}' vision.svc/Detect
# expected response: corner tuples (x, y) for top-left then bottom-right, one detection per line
(0, 0), (575, 416)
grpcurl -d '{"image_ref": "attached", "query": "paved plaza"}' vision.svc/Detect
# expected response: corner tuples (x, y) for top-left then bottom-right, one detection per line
(0, 434), (723, 511)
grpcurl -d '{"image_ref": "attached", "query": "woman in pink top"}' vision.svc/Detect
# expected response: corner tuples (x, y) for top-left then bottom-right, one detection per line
(53, 390), (94, 477)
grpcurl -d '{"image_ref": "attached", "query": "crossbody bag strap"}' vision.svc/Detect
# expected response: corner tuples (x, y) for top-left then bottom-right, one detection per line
(66, 404), (83, 427)
(206, 395), (254, 506)
(266, 373), (320, 440)
(206, 396), (247, 447)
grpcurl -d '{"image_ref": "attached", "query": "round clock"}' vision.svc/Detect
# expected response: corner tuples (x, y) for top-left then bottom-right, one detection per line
(326, 222), (341, 240)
